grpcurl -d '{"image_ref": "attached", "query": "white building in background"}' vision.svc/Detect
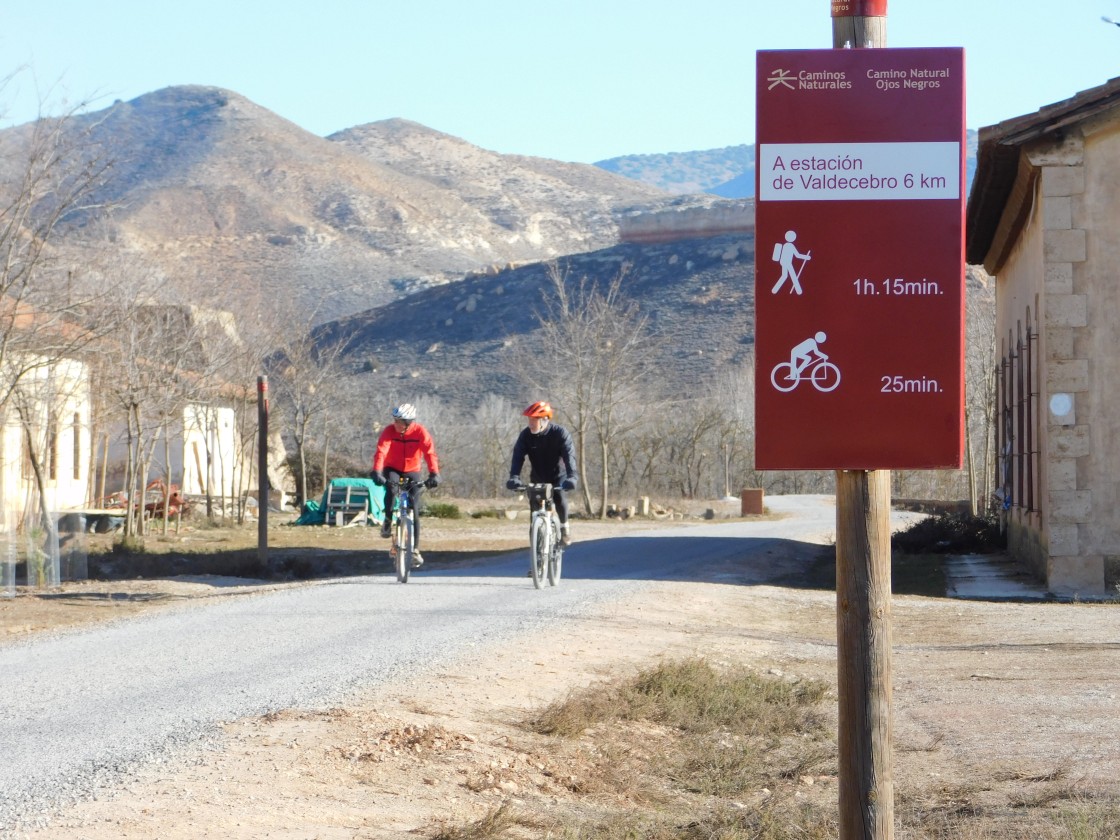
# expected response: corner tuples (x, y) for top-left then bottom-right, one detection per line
(178, 404), (241, 499)
(95, 304), (269, 512)
(0, 355), (92, 530)
(99, 400), (255, 511)
(0, 304), (283, 529)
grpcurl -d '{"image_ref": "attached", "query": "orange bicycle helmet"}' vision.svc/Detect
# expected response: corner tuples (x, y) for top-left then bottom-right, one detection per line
(523, 401), (553, 419)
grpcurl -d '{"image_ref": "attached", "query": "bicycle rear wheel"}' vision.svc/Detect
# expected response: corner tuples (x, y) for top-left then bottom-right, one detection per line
(529, 514), (547, 589)
(770, 362), (799, 393)
(548, 515), (562, 587)
(394, 514), (412, 583)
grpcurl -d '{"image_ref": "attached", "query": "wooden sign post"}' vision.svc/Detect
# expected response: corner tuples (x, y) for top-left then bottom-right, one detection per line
(755, 4), (966, 837)
(834, 4), (891, 838)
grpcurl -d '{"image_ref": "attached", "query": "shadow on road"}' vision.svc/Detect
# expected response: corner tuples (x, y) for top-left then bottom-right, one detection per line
(79, 532), (1027, 601)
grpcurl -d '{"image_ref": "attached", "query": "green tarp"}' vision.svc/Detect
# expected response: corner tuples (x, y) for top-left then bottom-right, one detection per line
(292, 477), (386, 526)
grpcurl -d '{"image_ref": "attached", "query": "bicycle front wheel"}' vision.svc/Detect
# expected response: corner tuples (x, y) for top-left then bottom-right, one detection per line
(394, 514), (412, 583)
(811, 361), (841, 392)
(548, 515), (562, 587)
(529, 514), (547, 589)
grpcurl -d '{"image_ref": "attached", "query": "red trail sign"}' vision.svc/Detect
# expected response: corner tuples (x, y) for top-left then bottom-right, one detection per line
(754, 47), (966, 469)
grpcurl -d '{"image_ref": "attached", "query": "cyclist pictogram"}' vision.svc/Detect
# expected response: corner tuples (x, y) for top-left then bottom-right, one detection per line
(770, 331), (841, 393)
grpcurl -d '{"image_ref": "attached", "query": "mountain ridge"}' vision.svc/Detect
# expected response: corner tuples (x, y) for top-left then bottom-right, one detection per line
(595, 129), (980, 197)
(314, 231), (759, 413)
(0, 82), (987, 426)
(31, 85), (676, 325)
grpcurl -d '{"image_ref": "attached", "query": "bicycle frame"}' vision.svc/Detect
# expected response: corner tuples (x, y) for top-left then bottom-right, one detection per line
(770, 358), (841, 393)
(390, 476), (419, 583)
(522, 483), (563, 589)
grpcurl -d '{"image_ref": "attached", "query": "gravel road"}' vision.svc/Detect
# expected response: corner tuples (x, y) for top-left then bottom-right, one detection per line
(0, 495), (917, 832)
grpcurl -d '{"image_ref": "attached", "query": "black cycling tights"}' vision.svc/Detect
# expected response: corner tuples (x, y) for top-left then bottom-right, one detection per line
(384, 469), (424, 547)
(552, 487), (569, 525)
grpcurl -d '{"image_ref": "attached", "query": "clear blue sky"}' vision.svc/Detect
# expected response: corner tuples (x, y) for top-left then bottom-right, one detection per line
(3, 1), (1119, 163)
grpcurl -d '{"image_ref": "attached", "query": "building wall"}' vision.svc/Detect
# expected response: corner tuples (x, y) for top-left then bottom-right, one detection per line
(102, 403), (251, 504)
(617, 199), (754, 244)
(995, 189), (1047, 580)
(0, 357), (92, 531)
(1035, 153), (1092, 595)
(994, 117), (1120, 596)
(1072, 118), (1120, 592)
(180, 405), (242, 499)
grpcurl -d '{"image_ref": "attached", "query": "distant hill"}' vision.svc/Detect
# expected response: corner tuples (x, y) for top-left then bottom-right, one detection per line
(314, 231), (758, 412)
(596, 130), (980, 198)
(0, 80), (985, 419)
(313, 232), (992, 420)
(596, 145), (755, 197)
(17, 86), (672, 325)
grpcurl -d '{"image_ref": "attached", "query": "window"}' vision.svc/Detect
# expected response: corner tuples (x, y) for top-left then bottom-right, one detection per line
(996, 309), (1040, 513)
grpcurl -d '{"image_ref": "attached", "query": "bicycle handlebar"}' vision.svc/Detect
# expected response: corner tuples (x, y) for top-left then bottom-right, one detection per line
(508, 481), (555, 505)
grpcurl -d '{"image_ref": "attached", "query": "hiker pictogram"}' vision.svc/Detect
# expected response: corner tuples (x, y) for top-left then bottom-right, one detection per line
(771, 230), (812, 295)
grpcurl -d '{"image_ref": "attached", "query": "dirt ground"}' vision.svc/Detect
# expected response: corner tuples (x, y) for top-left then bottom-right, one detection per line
(3, 501), (1120, 838)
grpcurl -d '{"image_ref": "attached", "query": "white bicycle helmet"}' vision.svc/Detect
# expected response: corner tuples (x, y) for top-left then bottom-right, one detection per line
(392, 403), (418, 421)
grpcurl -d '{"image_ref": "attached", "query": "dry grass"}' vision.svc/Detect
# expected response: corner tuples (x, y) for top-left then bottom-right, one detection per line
(448, 659), (838, 839)
(896, 765), (1120, 839)
(428, 658), (1120, 840)
(526, 658), (830, 739)
(428, 803), (520, 840)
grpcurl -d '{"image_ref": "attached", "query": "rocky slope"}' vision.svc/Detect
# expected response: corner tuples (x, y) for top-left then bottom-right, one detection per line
(315, 230), (757, 411)
(26, 86), (672, 324)
(311, 241), (991, 417)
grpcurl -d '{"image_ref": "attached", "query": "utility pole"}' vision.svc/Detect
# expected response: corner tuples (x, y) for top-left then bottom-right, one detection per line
(832, 0), (887, 49)
(257, 376), (269, 565)
(830, 4), (893, 840)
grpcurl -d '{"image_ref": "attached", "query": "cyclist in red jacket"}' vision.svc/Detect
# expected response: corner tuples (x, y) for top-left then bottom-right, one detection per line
(370, 403), (441, 565)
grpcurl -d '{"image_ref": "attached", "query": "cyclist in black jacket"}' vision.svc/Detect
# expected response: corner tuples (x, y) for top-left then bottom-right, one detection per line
(507, 401), (579, 546)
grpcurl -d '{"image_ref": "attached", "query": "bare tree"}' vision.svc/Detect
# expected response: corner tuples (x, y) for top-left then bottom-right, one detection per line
(670, 402), (722, 499)
(0, 84), (117, 542)
(267, 323), (355, 507)
(172, 310), (253, 525)
(471, 393), (522, 496)
(92, 299), (210, 536)
(209, 304), (299, 522)
(965, 267), (998, 514)
(603, 401), (649, 496)
(0, 107), (102, 363)
(711, 360), (757, 498)
(525, 262), (659, 518)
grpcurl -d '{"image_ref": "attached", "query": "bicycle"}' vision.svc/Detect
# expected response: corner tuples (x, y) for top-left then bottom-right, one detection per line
(388, 475), (423, 583)
(770, 357), (841, 393)
(509, 481), (563, 589)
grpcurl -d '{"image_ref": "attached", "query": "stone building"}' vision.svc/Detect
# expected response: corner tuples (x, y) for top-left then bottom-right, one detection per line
(966, 76), (1120, 596)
